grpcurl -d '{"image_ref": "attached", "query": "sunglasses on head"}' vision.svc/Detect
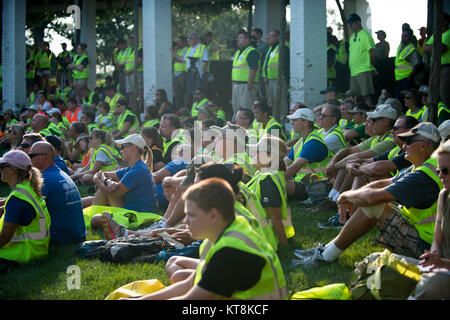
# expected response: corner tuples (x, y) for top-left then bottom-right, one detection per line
(437, 167), (450, 175)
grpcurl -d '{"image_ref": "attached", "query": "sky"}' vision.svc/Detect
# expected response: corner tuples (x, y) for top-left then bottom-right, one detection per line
(45, 0), (428, 59)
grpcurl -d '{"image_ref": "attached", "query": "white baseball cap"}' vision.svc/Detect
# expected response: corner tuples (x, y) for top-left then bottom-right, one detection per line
(438, 120), (450, 140)
(366, 104), (398, 120)
(115, 133), (147, 150)
(286, 108), (315, 122)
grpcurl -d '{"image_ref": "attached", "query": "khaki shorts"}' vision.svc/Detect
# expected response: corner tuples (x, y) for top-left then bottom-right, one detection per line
(73, 78), (87, 87)
(349, 70), (375, 97)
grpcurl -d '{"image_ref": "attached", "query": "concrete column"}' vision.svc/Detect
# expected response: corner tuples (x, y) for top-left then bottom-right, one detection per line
(344, 0), (372, 34)
(254, 0), (281, 38)
(290, 0), (327, 107)
(142, 0), (173, 106)
(80, 0), (96, 90)
(2, 0), (26, 111)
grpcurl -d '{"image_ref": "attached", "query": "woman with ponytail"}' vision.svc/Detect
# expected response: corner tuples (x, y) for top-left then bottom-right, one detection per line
(71, 128), (121, 185)
(0, 150), (51, 270)
(141, 126), (164, 172)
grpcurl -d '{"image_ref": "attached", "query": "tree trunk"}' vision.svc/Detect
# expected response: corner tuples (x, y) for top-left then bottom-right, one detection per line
(247, 0), (254, 34)
(335, 0), (349, 42)
(427, 0), (442, 124)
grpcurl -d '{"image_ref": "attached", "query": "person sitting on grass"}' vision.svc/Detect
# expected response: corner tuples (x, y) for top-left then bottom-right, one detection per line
(0, 150), (51, 272)
(120, 177), (287, 300)
(294, 122), (442, 266)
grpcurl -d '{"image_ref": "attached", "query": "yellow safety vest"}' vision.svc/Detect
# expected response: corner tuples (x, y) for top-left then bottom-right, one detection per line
(406, 106), (426, 122)
(72, 53), (89, 79)
(394, 43), (416, 81)
(191, 97), (209, 117)
(173, 47), (188, 72)
(0, 182), (51, 263)
(254, 116), (285, 141)
(125, 47), (136, 72)
(117, 109), (139, 138)
(142, 119), (160, 128)
(223, 152), (257, 178)
(194, 215), (288, 300)
(319, 124), (347, 153)
(105, 93), (125, 111)
(90, 144), (121, 172)
(262, 44), (279, 79)
(39, 51), (52, 69)
(232, 45), (260, 83)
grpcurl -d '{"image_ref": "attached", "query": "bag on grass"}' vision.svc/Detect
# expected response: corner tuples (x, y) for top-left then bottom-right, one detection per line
(291, 283), (352, 300)
(350, 249), (422, 300)
(76, 234), (176, 263)
(105, 279), (166, 300)
(299, 174), (332, 206)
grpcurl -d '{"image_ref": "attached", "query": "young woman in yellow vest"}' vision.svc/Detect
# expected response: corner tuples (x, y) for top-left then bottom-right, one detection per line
(71, 129), (121, 185)
(37, 41), (53, 94)
(80, 108), (99, 133)
(69, 43), (89, 102)
(142, 105), (161, 129)
(95, 101), (115, 132)
(112, 99), (139, 139)
(48, 109), (69, 137)
(404, 89), (426, 122)
(247, 135), (294, 247)
(0, 150), (51, 267)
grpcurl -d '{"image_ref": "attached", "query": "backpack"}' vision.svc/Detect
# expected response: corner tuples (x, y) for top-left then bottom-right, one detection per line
(350, 249), (422, 300)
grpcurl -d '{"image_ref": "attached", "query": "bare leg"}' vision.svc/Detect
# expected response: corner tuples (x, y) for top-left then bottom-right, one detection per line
(165, 196), (186, 227)
(332, 168), (347, 191)
(165, 256), (200, 281)
(170, 269), (196, 285)
(339, 171), (354, 193)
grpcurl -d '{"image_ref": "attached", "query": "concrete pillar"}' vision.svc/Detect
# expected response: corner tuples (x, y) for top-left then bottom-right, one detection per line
(344, 0), (372, 34)
(142, 0), (173, 106)
(2, 0), (26, 112)
(80, 0), (96, 90)
(254, 0), (281, 38)
(290, 0), (327, 107)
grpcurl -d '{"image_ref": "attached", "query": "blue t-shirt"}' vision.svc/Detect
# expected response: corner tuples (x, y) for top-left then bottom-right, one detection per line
(116, 160), (157, 213)
(287, 139), (328, 163)
(54, 156), (70, 175)
(42, 165), (86, 244)
(4, 197), (36, 226)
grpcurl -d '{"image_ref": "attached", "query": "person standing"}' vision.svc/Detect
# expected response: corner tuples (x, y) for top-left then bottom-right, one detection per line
(172, 36), (189, 109)
(231, 31), (261, 116)
(69, 43), (89, 104)
(347, 13), (377, 108)
(185, 32), (209, 106)
(375, 30), (390, 59)
(56, 43), (71, 89)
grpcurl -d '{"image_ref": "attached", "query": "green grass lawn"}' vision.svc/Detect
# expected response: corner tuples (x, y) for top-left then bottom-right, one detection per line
(0, 183), (385, 300)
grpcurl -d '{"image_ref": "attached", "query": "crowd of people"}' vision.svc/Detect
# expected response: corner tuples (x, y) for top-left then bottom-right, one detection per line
(0, 11), (449, 300)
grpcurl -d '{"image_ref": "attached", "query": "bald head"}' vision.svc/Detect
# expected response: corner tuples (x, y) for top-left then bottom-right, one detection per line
(29, 141), (55, 172)
(31, 114), (49, 132)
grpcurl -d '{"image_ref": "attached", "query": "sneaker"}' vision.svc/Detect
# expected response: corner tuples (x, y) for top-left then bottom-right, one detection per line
(294, 243), (326, 259)
(317, 214), (344, 230)
(292, 243), (327, 267)
(102, 211), (126, 240)
(138, 218), (168, 233)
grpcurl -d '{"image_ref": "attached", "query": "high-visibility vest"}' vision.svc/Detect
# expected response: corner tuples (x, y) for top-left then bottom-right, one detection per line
(400, 158), (443, 244)
(0, 181), (51, 263)
(438, 102), (450, 119)
(96, 113), (115, 132)
(105, 93), (125, 111)
(46, 123), (63, 137)
(65, 107), (82, 124)
(26, 57), (35, 79)
(173, 47), (188, 72)
(387, 145), (402, 177)
(185, 44), (206, 70)
(262, 44), (279, 80)
(232, 45), (260, 83)
(406, 106), (426, 122)
(216, 109), (226, 123)
(254, 116), (286, 141)
(335, 40), (348, 64)
(292, 129), (333, 182)
(319, 124), (347, 153)
(394, 43), (416, 81)
(72, 53), (89, 79)
(116, 109), (139, 137)
(87, 123), (99, 133)
(247, 170), (295, 242)
(191, 97), (209, 117)
(223, 152), (257, 178)
(369, 131), (394, 149)
(234, 201), (268, 244)
(90, 144), (121, 172)
(117, 47), (132, 67)
(82, 92), (96, 106)
(125, 47), (136, 72)
(238, 182), (278, 249)
(39, 50), (52, 69)
(327, 44), (337, 79)
(162, 137), (182, 158)
(194, 215), (288, 300)
(207, 40), (220, 61)
(57, 51), (71, 70)
(142, 119), (160, 128)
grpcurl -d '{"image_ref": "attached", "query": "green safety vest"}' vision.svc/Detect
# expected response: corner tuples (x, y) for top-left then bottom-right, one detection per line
(319, 124), (347, 153)
(395, 43), (416, 81)
(232, 45), (260, 83)
(90, 144), (121, 172)
(39, 51), (52, 69)
(194, 215), (288, 300)
(238, 182), (278, 249)
(87, 123), (99, 133)
(26, 58), (35, 79)
(162, 138), (182, 158)
(82, 92), (96, 106)
(174, 47), (188, 72)
(186, 44), (206, 66)
(400, 158), (443, 244)
(223, 152), (257, 178)
(406, 106), (426, 122)
(105, 93), (125, 111)
(262, 44), (279, 79)
(6, 119), (19, 127)
(125, 47), (136, 72)
(292, 130), (333, 182)
(234, 201), (268, 245)
(216, 109), (226, 123)
(254, 116), (286, 141)
(207, 40), (220, 61)
(117, 47), (133, 66)
(40, 124), (62, 137)
(327, 45), (337, 79)
(336, 40), (348, 65)
(97, 113), (115, 132)
(72, 53), (89, 79)
(142, 119), (160, 128)
(247, 170), (295, 242)
(117, 109), (139, 138)
(191, 97), (209, 117)
(369, 131), (394, 149)
(0, 182), (51, 263)
(387, 145), (402, 177)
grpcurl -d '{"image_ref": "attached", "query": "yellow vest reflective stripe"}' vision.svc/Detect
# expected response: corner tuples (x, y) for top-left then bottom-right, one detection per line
(117, 47), (132, 64)
(173, 47), (188, 72)
(262, 44), (279, 79)
(39, 51), (52, 69)
(97, 113), (115, 132)
(292, 130), (332, 182)
(406, 106), (426, 122)
(387, 145), (402, 177)
(0, 182), (51, 263)
(224, 152), (257, 177)
(83, 92), (96, 106)
(186, 44), (206, 60)
(438, 102), (450, 118)
(234, 201), (269, 244)
(162, 138), (181, 158)
(321, 124), (347, 153)
(255, 117), (284, 140)
(90, 144), (121, 171)
(191, 98), (209, 117)
(195, 216), (288, 300)
(232, 46), (260, 83)
(143, 119), (160, 128)
(395, 43), (416, 81)
(400, 158), (443, 244)
(369, 131), (393, 149)
(72, 53), (89, 79)
(125, 48), (136, 72)
(117, 109), (139, 137)
(105, 93), (125, 111)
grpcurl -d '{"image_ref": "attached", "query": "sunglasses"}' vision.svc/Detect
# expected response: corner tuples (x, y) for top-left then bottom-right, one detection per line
(20, 143), (31, 149)
(120, 143), (134, 150)
(0, 164), (11, 170)
(29, 153), (47, 159)
(406, 138), (426, 146)
(404, 96), (412, 100)
(437, 167), (450, 175)
(392, 126), (407, 131)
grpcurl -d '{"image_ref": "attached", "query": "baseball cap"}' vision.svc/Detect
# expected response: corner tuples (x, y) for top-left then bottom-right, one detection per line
(375, 30), (386, 36)
(348, 103), (372, 114)
(28, 105), (40, 112)
(75, 133), (90, 145)
(115, 133), (147, 150)
(418, 85), (429, 95)
(397, 122), (441, 143)
(45, 135), (62, 151)
(344, 89), (358, 97)
(438, 120), (450, 140)
(47, 108), (61, 115)
(0, 150), (32, 170)
(320, 86), (338, 94)
(384, 98), (403, 116)
(181, 154), (215, 187)
(286, 108), (315, 122)
(347, 13), (361, 24)
(366, 104), (398, 120)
